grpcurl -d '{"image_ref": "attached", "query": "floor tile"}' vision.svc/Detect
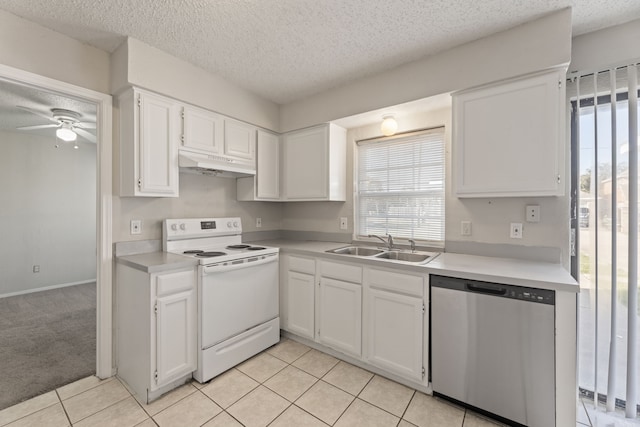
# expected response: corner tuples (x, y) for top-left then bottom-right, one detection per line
(236, 352), (288, 383)
(227, 385), (290, 427)
(134, 420), (157, 427)
(4, 403), (68, 427)
(201, 369), (259, 409)
(61, 379), (130, 423)
(153, 392), (221, 427)
(295, 381), (354, 425)
(74, 396), (148, 427)
(463, 412), (504, 426)
(0, 391), (59, 426)
(56, 376), (115, 401)
(335, 398), (399, 427)
(141, 383), (197, 416)
(264, 365), (318, 402)
(292, 349), (339, 378)
(202, 411), (243, 427)
(403, 392), (465, 427)
(399, 420), (418, 427)
(270, 405), (329, 427)
(267, 338), (311, 363)
(359, 375), (414, 417)
(190, 380), (207, 389)
(323, 361), (373, 396)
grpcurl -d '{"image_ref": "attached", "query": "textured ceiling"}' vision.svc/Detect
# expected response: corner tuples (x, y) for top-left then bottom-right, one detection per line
(0, 1), (640, 104)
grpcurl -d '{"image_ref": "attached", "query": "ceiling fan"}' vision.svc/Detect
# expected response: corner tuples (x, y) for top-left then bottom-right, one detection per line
(16, 106), (96, 143)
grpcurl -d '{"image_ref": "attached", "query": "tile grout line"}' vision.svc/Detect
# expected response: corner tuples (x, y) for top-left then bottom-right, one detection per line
(65, 380), (132, 425)
(54, 390), (72, 426)
(143, 383), (199, 419)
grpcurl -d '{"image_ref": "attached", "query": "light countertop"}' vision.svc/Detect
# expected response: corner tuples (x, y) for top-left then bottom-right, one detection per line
(116, 251), (198, 274)
(253, 239), (578, 293)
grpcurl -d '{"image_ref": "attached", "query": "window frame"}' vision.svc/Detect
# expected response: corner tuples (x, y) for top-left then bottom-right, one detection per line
(354, 126), (446, 247)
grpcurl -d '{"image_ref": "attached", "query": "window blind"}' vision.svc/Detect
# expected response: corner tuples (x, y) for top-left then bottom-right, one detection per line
(356, 128), (445, 244)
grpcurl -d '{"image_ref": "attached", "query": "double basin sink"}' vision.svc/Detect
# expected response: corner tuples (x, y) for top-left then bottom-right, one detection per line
(326, 245), (439, 265)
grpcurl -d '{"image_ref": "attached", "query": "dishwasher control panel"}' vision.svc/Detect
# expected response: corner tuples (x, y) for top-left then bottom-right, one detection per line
(430, 275), (555, 305)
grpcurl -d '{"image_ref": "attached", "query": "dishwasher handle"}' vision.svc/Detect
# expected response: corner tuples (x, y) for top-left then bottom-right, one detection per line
(466, 283), (507, 296)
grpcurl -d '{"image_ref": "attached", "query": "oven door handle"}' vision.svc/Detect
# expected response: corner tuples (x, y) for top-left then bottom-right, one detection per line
(202, 254), (277, 275)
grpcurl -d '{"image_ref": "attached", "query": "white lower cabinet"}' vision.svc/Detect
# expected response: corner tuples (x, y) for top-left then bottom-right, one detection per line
(287, 270), (315, 339)
(116, 264), (197, 403)
(318, 277), (362, 357)
(364, 268), (426, 383)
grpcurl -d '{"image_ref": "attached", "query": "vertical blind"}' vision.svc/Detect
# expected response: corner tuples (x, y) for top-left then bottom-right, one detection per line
(568, 64), (639, 417)
(356, 127), (445, 244)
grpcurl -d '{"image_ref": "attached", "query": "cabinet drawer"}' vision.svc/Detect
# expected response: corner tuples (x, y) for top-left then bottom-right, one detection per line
(366, 268), (423, 297)
(288, 256), (316, 275)
(155, 269), (195, 297)
(320, 260), (362, 284)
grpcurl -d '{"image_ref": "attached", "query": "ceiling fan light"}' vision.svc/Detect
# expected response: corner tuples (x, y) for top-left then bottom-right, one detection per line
(56, 125), (77, 142)
(381, 115), (398, 136)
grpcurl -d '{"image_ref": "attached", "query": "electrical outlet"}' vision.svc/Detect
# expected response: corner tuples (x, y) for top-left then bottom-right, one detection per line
(461, 221), (472, 236)
(340, 217), (348, 230)
(130, 219), (142, 235)
(526, 205), (540, 222)
(33, 265), (40, 273)
(256, 217), (262, 228)
(510, 222), (523, 239)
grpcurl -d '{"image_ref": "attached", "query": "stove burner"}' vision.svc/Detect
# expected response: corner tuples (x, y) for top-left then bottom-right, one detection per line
(195, 251), (227, 258)
(247, 246), (266, 251)
(183, 250), (204, 254)
(226, 244), (251, 249)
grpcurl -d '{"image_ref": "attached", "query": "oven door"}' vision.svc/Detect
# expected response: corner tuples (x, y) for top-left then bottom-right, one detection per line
(200, 253), (279, 349)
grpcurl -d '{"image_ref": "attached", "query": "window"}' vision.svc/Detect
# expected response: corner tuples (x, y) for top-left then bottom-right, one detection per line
(356, 127), (445, 245)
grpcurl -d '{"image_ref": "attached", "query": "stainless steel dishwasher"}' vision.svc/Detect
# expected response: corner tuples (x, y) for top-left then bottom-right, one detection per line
(430, 275), (555, 427)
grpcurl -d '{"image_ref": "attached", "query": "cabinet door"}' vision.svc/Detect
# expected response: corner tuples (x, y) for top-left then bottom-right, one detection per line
(138, 91), (179, 196)
(283, 125), (328, 199)
(453, 69), (564, 197)
(182, 105), (223, 154)
(256, 130), (280, 199)
(366, 288), (424, 382)
(155, 287), (196, 387)
(318, 277), (361, 356)
(224, 119), (256, 161)
(287, 271), (315, 339)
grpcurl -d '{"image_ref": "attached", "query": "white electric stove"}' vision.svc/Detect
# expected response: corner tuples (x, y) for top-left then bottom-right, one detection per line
(163, 217), (280, 383)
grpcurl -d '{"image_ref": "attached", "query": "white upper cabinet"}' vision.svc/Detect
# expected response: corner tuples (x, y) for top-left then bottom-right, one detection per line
(282, 123), (346, 201)
(119, 88), (180, 197)
(181, 105), (224, 155)
(224, 118), (256, 161)
(237, 129), (280, 201)
(453, 69), (566, 197)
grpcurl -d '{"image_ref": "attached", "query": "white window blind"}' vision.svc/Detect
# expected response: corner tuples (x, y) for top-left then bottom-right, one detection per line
(356, 127), (445, 244)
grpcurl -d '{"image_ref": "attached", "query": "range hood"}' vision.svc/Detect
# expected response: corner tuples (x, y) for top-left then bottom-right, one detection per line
(179, 151), (256, 178)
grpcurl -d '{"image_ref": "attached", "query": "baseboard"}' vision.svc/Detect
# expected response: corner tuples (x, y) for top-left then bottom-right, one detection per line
(0, 279), (96, 299)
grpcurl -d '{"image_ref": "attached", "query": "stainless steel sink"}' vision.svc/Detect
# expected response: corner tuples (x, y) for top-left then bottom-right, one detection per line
(327, 246), (384, 256)
(373, 251), (434, 263)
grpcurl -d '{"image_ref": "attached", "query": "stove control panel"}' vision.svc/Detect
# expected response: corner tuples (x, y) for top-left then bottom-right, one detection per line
(164, 217), (242, 239)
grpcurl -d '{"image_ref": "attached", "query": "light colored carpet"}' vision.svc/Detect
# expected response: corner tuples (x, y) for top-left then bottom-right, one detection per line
(0, 282), (96, 410)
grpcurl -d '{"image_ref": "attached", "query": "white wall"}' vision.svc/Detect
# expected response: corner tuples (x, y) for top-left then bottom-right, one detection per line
(279, 9), (572, 132)
(113, 172), (282, 242)
(0, 10), (110, 93)
(0, 131), (96, 296)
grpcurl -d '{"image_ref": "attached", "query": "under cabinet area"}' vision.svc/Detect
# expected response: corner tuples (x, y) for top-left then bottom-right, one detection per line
(453, 69), (566, 197)
(118, 87), (180, 197)
(116, 263), (197, 403)
(363, 268), (426, 383)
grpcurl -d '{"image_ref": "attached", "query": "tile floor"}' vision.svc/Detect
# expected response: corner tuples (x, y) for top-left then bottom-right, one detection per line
(1, 338), (634, 427)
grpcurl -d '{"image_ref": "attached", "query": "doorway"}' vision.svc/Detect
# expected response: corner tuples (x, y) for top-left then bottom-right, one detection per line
(0, 63), (113, 404)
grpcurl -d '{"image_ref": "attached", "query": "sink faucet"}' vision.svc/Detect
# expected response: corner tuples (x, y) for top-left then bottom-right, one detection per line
(368, 234), (394, 250)
(408, 239), (416, 253)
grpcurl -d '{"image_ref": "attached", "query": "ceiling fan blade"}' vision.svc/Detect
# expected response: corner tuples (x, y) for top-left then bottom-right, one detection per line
(76, 122), (96, 129)
(17, 124), (59, 130)
(16, 106), (58, 123)
(74, 128), (96, 143)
